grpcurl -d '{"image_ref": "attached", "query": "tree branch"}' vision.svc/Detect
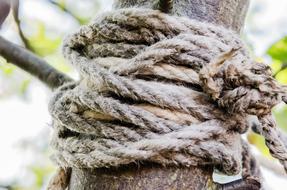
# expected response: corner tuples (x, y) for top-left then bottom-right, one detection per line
(114, 0), (250, 33)
(11, 0), (31, 50)
(0, 36), (72, 89)
(13, 8), (31, 50)
(47, 0), (83, 24)
(0, 184), (12, 190)
(215, 178), (261, 190)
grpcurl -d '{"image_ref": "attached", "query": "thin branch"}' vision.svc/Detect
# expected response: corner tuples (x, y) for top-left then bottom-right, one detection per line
(214, 178), (261, 190)
(10, 0), (31, 49)
(47, 0), (83, 24)
(0, 36), (73, 89)
(0, 185), (12, 190)
(13, 8), (31, 50)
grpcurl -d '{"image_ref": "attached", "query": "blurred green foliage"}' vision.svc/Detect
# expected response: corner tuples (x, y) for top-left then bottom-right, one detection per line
(0, 58), (31, 98)
(269, 36), (287, 132)
(27, 22), (61, 56)
(269, 36), (287, 83)
(0, 0), (102, 98)
(0, 59), (15, 76)
(268, 36), (287, 63)
(0, 0), (101, 189)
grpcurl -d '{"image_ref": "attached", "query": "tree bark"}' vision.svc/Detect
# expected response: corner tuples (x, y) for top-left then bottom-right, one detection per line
(114, 0), (250, 33)
(68, 0), (250, 189)
(69, 163), (214, 190)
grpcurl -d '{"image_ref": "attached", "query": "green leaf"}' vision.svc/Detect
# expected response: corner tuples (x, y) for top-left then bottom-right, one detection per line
(19, 79), (31, 95)
(267, 36), (287, 62)
(248, 132), (271, 157)
(27, 22), (61, 56)
(270, 60), (282, 74)
(0, 58), (15, 76)
(275, 68), (287, 84)
(44, 53), (71, 73)
(29, 165), (55, 188)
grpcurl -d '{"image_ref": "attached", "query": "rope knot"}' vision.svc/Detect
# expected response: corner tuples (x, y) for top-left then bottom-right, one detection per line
(199, 49), (285, 116)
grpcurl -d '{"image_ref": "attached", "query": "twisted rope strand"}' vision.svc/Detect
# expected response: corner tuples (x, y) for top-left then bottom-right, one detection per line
(49, 8), (287, 188)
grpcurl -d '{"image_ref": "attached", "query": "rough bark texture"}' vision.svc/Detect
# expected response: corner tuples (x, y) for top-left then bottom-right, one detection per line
(68, 0), (250, 189)
(70, 164), (213, 190)
(114, 0), (250, 33)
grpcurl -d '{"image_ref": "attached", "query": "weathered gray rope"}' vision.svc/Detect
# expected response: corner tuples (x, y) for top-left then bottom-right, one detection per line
(49, 8), (287, 186)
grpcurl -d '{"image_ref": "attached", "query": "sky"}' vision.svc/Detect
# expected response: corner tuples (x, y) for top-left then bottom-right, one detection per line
(246, 0), (287, 56)
(0, 0), (287, 189)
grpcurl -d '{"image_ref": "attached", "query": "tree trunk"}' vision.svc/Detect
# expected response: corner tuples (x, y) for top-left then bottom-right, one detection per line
(68, 0), (250, 189)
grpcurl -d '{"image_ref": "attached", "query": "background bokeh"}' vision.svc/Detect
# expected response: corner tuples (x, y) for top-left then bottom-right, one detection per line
(0, 0), (286, 189)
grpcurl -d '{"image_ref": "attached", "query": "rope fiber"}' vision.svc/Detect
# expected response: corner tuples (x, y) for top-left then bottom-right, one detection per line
(48, 8), (287, 189)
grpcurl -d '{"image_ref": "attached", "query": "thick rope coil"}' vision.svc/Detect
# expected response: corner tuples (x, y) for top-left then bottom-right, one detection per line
(48, 8), (287, 188)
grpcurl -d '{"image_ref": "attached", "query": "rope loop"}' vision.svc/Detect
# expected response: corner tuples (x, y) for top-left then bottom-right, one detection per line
(49, 8), (287, 180)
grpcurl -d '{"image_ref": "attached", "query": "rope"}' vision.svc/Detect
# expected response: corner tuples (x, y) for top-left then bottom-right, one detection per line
(48, 8), (287, 188)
